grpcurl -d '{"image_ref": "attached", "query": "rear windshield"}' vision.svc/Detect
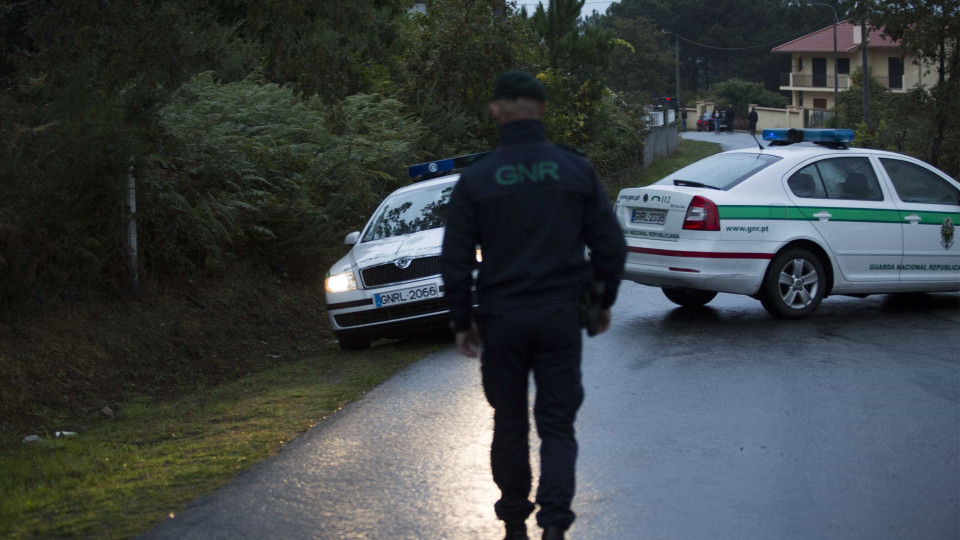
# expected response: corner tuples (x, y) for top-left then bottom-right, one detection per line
(655, 153), (782, 190)
(362, 182), (455, 242)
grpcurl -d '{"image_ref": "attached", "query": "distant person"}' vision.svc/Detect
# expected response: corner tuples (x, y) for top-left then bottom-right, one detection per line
(726, 104), (736, 133)
(680, 107), (687, 132)
(749, 107), (759, 135)
(713, 107), (721, 134)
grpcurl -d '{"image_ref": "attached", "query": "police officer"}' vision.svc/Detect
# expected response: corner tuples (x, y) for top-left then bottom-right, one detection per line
(440, 70), (626, 540)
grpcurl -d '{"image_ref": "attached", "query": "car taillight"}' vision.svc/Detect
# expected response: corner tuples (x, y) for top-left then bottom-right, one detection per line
(682, 196), (720, 231)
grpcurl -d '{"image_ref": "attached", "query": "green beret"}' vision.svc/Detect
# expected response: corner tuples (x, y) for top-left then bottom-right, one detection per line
(492, 69), (547, 101)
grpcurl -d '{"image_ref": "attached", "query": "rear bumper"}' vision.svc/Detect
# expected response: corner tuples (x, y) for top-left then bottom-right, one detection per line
(624, 244), (772, 295)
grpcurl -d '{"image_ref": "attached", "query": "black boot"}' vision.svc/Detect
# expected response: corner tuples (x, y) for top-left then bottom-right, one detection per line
(542, 525), (565, 540)
(504, 522), (528, 540)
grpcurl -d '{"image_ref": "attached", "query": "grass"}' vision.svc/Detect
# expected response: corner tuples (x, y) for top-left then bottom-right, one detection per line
(605, 138), (722, 196)
(0, 337), (442, 539)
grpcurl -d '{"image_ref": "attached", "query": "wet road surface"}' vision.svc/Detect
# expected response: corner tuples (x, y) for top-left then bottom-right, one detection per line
(680, 130), (760, 151)
(143, 284), (960, 539)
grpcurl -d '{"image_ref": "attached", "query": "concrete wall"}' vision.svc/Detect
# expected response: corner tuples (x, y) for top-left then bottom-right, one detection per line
(643, 121), (679, 168)
(749, 104), (805, 131)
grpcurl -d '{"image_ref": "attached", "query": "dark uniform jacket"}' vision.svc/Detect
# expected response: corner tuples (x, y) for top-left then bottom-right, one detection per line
(441, 119), (627, 332)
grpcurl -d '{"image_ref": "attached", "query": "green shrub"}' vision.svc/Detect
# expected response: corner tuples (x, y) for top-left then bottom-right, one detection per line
(709, 78), (789, 115)
(141, 72), (425, 281)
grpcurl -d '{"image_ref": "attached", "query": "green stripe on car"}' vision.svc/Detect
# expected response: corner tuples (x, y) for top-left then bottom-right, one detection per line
(719, 205), (960, 224)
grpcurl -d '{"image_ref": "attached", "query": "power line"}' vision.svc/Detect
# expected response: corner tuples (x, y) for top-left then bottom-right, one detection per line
(515, 1), (613, 7)
(673, 23), (829, 51)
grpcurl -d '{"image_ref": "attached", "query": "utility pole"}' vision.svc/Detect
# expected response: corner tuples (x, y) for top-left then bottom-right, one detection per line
(809, 2), (839, 108)
(662, 29), (681, 124)
(125, 159), (139, 293)
(675, 31), (680, 110)
(861, 20), (871, 127)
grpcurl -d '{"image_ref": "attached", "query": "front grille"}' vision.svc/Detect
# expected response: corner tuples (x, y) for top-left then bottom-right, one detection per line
(334, 298), (448, 328)
(361, 256), (440, 287)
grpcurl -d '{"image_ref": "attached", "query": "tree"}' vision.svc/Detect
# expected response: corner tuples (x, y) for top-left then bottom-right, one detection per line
(601, 15), (674, 99)
(392, 0), (538, 151)
(0, 1), (255, 297)
(850, 0), (959, 176)
(604, 0), (843, 96)
(529, 0), (614, 79)
(244, 0), (409, 101)
(709, 78), (788, 115)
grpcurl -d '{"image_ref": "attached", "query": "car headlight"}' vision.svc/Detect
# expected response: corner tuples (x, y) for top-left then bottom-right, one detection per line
(325, 271), (358, 293)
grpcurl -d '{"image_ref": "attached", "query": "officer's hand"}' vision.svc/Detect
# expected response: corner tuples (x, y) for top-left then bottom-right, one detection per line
(595, 309), (612, 335)
(456, 326), (483, 358)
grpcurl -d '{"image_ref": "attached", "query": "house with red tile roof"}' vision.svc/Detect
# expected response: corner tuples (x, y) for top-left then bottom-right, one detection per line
(772, 21), (937, 112)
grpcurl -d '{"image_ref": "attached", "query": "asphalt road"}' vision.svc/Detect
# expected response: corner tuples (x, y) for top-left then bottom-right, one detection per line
(680, 129), (762, 151)
(142, 284), (960, 540)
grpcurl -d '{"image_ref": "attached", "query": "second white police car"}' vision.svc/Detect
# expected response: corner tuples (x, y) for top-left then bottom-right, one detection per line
(324, 154), (485, 350)
(616, 128), (960, 318)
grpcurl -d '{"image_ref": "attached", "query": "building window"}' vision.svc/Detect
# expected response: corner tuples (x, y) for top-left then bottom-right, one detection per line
(838, 58), (850, 75)
(889, 57), (904, 89)
(798, 91), (804, 107)
(814, 98), (827, 110)
(797, 57), (804, 72)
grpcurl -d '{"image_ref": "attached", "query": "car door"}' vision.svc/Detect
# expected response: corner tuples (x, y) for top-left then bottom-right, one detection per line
(877, 157), (960, 282)
(785, 156), (901, 282)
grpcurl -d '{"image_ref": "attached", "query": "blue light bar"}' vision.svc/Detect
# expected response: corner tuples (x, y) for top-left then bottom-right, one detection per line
(408, 151), (492, 178)
(409, 158), (453, 178)
(762, 128), (855, 144)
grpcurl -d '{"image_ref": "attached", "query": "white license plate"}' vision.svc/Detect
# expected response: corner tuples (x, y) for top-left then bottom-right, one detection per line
(375, 284), (440, 307)
(631, 208), (666, 225)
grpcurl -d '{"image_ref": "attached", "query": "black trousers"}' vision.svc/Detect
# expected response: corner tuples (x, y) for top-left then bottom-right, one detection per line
(480, 302), (584, 530)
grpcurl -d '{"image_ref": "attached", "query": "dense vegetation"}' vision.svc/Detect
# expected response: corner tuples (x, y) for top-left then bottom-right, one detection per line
(0, 0), (955, 438)
(0, 0), (645, 301)
(3, 0), (955, 302)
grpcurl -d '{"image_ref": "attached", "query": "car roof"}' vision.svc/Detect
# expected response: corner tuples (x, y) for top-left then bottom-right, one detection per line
(724, 143), (911, 161)
(388, 173), (459, 197)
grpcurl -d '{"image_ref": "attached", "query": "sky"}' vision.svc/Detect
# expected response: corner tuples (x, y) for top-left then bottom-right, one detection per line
(515, 0), (619, 19)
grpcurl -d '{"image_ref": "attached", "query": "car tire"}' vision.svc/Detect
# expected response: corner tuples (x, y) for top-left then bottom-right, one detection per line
(662, 287), (718, 307)
(760, 248), (826, 319)
(337, 333), (371, 351)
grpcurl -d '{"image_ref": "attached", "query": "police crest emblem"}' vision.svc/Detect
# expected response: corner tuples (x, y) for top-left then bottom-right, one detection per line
(942, 218), (955, 250)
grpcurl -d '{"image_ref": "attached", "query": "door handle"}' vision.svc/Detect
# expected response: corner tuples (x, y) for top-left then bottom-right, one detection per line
(904, 214), (922, 224)
(813, 211), (832, 222)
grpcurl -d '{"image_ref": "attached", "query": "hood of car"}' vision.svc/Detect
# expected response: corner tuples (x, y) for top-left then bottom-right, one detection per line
(350, 228), (445, 270)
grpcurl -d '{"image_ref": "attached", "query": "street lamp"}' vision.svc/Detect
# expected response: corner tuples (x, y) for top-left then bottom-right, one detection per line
(809, 2), (839, 109)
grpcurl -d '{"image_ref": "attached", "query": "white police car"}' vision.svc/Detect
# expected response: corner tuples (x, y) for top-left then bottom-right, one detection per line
(324, 154), (485, 349)
(616, 129), (960, 318)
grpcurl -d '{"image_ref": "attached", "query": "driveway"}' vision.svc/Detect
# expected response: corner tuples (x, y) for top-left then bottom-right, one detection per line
(142, 283), (960, 540)
(681, 129), (763, 152)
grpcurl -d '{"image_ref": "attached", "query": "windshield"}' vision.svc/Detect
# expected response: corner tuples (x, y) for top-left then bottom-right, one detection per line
(656, 153), (782, 190)
(362, 182), (455, 242)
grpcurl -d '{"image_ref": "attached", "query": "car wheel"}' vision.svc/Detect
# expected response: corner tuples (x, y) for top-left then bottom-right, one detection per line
(760, 248), (825, 319)
(337, 333), (370, 350)
(662, 287), (718, 307)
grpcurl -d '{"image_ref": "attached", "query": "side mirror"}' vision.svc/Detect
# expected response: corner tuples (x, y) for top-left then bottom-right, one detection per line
(344, 231), (360, 246)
